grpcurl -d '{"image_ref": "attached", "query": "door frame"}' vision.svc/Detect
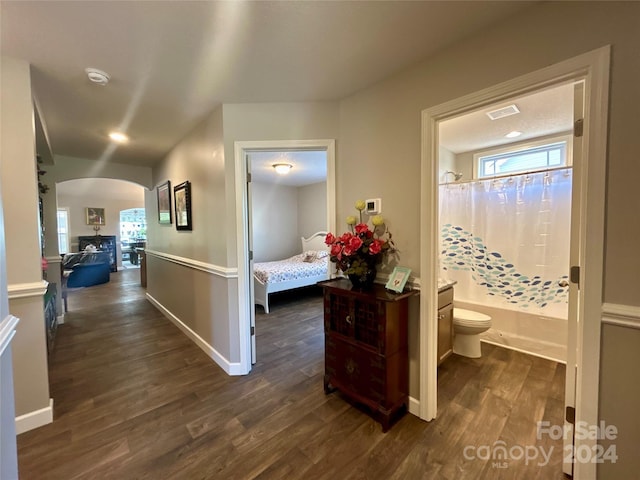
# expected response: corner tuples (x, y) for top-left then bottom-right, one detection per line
(420, 46), (610, 479)
(234, 139), (336, 374)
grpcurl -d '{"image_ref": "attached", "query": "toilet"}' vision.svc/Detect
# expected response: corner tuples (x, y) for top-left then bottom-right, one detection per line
(452, 308), (492, 358)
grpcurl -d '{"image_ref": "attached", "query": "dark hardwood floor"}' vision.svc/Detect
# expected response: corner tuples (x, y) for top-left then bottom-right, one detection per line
(18, 269), (567, 479)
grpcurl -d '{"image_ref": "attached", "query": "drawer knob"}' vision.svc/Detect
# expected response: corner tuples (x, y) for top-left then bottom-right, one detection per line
(346, 315), (352, 325)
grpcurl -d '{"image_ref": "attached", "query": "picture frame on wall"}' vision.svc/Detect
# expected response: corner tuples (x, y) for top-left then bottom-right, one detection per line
(385, 266), (412, 293)
(86, 207), (105, 225)
(174, 181), (192, 231)
(157, 180), (172, 224)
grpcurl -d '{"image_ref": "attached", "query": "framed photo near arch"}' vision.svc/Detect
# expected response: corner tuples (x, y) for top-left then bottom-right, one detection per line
(157, 180), (172, 224)
(174, 181), (192, 231)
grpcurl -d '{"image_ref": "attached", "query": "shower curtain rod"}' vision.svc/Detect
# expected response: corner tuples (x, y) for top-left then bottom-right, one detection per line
(439, 165), (573, 186)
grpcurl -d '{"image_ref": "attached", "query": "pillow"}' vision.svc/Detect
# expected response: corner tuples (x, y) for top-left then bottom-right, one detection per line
(302, 251), (317, 263)
(316, 250), (329, 259)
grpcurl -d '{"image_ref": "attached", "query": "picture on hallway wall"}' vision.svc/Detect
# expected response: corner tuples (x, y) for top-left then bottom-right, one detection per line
(174, 181), (192, 231)
(157, 180), (172, 224)
(86, 207), (105, 225)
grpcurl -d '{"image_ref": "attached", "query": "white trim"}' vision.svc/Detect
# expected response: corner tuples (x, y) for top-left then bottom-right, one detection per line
(234, 139), (336, 375)
(7, 280), (48, 299)
(0, 315), (19, 356)
(146, 293), (244, 376)
(44, 256), (62, 264)
(15, 398), (53, 434)
(57, 314), (65, 325)
(144, 249), (237, 278)
(421, 47), (610, 480)
(407, 396), (420, 417)
(602, 303), (640, 329)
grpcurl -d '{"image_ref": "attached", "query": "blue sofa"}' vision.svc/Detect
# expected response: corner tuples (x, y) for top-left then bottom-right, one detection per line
(63, 252), (111, 288)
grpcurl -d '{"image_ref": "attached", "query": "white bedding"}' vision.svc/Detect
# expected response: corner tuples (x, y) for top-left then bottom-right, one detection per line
(253, 251), (328, 284)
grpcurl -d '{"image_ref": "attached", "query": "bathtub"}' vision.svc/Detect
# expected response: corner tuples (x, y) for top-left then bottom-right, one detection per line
(454, 300), (567, 363)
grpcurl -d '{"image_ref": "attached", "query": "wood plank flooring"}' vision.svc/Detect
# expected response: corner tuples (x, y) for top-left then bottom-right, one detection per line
(18, 269), (568, 479)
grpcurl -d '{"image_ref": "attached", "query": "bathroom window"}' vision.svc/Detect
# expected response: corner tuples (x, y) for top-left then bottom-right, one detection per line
(474, 135), (571, 179)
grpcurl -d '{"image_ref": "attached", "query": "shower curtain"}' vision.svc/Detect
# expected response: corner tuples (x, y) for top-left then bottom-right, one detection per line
(439, 169), (572, 319)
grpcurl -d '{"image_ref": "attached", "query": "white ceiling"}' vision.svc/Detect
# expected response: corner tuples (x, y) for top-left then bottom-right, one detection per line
(249, 151), (327, 187)
(0, 0), (536, 168)
(439, 83), (574, 154)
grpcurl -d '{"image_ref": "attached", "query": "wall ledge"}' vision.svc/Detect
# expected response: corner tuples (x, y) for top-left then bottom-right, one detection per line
(0, 315), (19, 357)
(602, 303), (640, 330)
(15, 398), (53, 434)
(8, 280), (48, 299)
(146, 293), (245, 375)
(145, 249), (238, 278)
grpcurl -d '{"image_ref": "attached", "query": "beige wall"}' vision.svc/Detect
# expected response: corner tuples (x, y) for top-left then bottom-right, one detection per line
(0, 56), (51, 420)
(251, 182), (299, 262)
(298, 181), (327, 239)
(336, 1), (640, 471)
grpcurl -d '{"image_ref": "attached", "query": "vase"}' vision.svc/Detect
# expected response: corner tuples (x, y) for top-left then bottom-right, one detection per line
(348, 267), (377, 290)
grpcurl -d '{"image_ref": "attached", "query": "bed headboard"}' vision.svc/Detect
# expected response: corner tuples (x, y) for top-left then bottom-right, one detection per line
(301, 231), (329, 252)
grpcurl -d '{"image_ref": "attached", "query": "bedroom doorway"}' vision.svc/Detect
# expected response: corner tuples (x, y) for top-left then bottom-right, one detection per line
(234, 140), (336, 368)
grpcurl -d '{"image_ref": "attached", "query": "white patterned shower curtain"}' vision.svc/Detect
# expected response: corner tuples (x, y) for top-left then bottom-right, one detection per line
(439, 169), (572, 319)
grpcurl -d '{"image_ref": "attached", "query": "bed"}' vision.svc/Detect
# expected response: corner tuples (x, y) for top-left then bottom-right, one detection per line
(254, 231), (330, 313)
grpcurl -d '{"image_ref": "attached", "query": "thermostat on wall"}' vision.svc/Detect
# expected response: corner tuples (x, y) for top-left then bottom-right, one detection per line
(365, 198), (381, 215)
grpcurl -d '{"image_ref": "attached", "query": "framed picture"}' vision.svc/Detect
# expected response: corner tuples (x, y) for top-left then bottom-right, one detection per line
(386, 266), (411, 293)
(174, 181), (192, 231)
(86, 207), (105, 225)
(157, 181), (172, 224)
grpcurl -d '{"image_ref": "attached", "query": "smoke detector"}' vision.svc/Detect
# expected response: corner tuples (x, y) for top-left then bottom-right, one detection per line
(85, 68), (110, 86)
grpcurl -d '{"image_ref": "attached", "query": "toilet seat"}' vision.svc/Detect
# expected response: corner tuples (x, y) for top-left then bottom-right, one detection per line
(453, 308), (491, 327)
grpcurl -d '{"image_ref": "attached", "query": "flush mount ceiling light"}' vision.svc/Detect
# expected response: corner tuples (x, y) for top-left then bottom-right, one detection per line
(505, 131), (523, 138)
(85, 67), (110, 86)
(273, 163), (293, 174)
(109, 131), (129, 143)
(486, 104), (520, 121)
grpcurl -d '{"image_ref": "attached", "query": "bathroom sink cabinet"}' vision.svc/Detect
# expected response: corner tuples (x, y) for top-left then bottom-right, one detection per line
(438, 286), (454, 365)
(320, 279), (416, 432)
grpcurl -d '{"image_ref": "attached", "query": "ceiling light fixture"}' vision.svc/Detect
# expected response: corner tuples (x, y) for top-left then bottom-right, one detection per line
(273, 163), (293, 175)
(85, 67), (110, 86)
(109, 131), (129, 143)
(505, 131), (523, 138)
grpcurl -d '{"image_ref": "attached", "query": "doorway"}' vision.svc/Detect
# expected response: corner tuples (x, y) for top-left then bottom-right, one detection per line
(234, 139), (336, 372)
(420, 47), (609, 479)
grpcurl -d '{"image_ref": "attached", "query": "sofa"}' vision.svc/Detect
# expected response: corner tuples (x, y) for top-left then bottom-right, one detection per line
(63, 251), (111, 288)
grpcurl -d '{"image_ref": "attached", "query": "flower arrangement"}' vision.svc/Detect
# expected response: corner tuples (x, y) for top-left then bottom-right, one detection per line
(325, 200), (396, 286)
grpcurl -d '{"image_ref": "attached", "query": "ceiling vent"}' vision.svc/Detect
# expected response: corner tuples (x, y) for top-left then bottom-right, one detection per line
(85, 68), (110, 86)
(486, 104), (520, 121)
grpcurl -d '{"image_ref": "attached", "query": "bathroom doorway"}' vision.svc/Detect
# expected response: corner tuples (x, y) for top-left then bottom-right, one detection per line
(420, 48), (610, 478)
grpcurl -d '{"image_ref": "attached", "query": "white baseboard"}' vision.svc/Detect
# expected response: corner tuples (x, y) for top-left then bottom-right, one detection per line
(408, 395), (420, 417)
(57, 314), (65, 325)
(145, 293), (244, 375)
(15, 398), (53, 434)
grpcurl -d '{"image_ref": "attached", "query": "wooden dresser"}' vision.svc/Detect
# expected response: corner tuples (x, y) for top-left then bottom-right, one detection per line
(320, 279), (416, 432)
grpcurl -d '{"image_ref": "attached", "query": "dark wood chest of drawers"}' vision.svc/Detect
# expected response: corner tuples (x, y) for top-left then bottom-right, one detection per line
(320, 279), (416, 431)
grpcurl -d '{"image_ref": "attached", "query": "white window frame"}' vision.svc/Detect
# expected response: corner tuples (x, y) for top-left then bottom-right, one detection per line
(473, 133), (573, 179)
(57, 208), (70, 254)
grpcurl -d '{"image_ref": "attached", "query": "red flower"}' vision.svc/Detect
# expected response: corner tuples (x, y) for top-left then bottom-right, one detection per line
(330, 243), (342, 258)
(344, 236), (363, 256)
(354, 223), (370, 235)
(368, 239), (383, 255)
(325, 233), (336, 245)
(340, 232), (353, 243)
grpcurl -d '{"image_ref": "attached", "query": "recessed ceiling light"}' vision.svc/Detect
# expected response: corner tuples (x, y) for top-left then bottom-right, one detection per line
(273, 163), (292, 174)
(109, 131), (129, 143)
(505, 131), (523, 138)
(85, 67), (110, 86)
